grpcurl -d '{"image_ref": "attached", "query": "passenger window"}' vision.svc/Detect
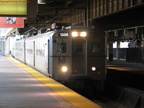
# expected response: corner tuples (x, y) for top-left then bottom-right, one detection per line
(57, 42), (66, 53)
(91, 43), (101, 53)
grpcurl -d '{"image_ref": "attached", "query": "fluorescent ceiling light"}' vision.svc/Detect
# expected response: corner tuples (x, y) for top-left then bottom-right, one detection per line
(38, 0), (46, 4)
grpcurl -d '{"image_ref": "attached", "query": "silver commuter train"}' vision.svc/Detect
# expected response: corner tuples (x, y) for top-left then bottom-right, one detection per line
(13, 24), (106, 82)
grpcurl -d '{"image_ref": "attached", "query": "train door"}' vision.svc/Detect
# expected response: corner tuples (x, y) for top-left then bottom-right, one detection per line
(47, 40), (50, 75)
(24, 41), (26, 63)
(72, 39), (87, 76)
(33, 41), (35, 66)
(87, 35), (106, 80)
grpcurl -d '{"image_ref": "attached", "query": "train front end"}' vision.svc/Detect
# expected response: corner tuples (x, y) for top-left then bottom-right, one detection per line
(49, 25), (106, 82)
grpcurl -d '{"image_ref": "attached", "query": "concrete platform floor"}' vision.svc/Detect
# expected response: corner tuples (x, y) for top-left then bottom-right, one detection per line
(0, 56), (101, 108)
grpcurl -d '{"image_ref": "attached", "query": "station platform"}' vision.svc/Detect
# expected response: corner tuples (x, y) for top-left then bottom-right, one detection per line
(0, 56), (101, 108)
(107, 59), (144, 73)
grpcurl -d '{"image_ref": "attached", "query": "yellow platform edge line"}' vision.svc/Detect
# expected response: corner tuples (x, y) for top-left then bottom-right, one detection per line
(7, 56), (102, 108)
(107, 67), (129, 71)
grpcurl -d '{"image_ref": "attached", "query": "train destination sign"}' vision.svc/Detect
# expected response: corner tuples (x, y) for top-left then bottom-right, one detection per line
(59, 33), (69, 37)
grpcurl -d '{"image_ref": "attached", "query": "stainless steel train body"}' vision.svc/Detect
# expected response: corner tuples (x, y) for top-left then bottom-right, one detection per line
(14, 26), (106, 81)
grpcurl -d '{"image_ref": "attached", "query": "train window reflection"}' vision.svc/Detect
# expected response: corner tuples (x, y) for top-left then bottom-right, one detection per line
(91, 43), (100, 52)
(57, 42), (66, 53)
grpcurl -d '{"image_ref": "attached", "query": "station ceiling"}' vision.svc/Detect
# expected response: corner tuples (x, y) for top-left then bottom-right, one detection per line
(24, 0), (144, 32)
(93, 3), (144, 31)
(3, 0), (144, 36)
(25, 0), (87, 29)
(0, 0), (88, 37)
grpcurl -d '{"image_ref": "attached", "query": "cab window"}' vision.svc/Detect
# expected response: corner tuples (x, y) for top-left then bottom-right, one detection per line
(91, 43), (101, 53)
(57, 42), (66, 53)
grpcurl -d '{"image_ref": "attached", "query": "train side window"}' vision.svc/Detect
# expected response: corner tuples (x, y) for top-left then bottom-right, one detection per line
(57, 42), (66, 53)
(91, 43), (100, 53)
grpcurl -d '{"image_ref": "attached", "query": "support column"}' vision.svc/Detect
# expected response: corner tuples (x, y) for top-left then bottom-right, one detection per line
(137, 40), (142, 47)
(116, 41), (120, 59)
(108, 41), (113, 61)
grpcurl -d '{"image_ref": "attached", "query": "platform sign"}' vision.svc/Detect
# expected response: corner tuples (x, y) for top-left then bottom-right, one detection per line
(0, 0), (27, 15)
(0, 17), (24, 28)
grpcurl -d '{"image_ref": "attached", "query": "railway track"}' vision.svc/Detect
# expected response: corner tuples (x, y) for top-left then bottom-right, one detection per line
(93, 96), (127, 108)
(93, 81), (144, 108)
(64, 80), (144, 108)
(62, 68), (144, 108)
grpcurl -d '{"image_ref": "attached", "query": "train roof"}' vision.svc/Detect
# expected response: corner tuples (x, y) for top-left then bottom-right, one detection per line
(24, 28), (105, 41)
(16, 23), (106, 42)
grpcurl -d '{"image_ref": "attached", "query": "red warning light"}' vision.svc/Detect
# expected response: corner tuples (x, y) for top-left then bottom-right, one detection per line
(97, 71), (101, 75)
(74, 70), (78, 72)
(83, 38), (86, 40)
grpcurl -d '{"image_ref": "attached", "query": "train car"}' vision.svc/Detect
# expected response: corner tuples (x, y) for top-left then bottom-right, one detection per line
(14, 23), (106, 83)
(14, 39), (25, 62)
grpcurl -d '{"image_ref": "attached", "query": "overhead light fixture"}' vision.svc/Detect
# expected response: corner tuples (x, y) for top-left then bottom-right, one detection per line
(38, 0), (46, 4)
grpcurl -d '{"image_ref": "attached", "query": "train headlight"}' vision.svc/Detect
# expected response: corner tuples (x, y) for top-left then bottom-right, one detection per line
(91, 67), (96, 71)
(61, 66), (68, 72)
(71, 31), (78, 37)
(80, 32), (87, 37)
